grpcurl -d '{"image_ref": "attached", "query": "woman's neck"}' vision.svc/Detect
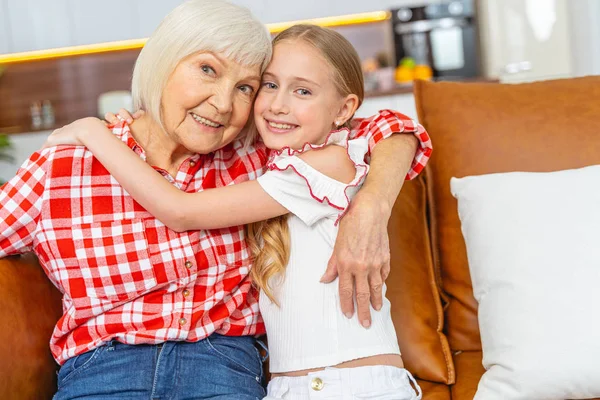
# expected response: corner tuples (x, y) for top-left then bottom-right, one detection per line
(130, 115), (195, 176)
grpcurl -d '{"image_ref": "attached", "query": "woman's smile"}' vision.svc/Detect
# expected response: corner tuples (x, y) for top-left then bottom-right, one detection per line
(189, 112), (225, 134)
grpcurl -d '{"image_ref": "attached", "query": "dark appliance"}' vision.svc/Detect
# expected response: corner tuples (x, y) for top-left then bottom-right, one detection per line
(391, 0), (479, 79)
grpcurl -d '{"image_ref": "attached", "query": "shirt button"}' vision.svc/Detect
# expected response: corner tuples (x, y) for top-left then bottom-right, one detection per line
(182, 289), (190, 298)
(311, 377), (324, 391)
(185, 261), (193, 269)
(189, 161), (196, 167)
(179, 318), (187, 326)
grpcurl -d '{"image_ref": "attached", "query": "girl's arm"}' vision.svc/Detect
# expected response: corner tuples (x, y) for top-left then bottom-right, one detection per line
(44, 118), (354, 232)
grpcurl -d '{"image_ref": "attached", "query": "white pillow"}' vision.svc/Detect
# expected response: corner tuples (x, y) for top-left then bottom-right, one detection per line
(450, 165), (600, 400)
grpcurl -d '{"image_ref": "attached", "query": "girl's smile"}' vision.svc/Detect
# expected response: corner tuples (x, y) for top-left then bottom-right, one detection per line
(262, 117), (300, 134)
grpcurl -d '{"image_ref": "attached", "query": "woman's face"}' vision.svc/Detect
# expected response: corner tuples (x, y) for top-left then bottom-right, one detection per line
(160, 51), (262, 154)
(253, 40), (346, 150)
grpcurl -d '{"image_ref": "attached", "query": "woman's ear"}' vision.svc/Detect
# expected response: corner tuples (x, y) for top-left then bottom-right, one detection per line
(334, 94), (360, 127)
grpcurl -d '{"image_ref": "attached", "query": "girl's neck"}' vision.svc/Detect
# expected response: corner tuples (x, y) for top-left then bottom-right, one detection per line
(130, 115), (195, 176)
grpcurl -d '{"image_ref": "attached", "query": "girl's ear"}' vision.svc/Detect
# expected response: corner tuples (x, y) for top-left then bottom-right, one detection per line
(334, 94), (360, 127)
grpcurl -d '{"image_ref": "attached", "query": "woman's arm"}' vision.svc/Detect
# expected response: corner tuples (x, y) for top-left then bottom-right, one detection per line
(45, 118), (354, 231)
(323, 133), (421, 328)
(0, 149), (48, 256)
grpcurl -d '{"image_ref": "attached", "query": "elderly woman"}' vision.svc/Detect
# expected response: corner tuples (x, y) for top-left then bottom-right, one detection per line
(0, 1), (430, 399)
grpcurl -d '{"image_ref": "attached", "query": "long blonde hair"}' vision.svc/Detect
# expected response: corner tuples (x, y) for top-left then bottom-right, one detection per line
(246, 24), (365, 305)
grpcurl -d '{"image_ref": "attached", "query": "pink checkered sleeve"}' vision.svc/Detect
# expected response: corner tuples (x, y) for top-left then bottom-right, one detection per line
(351, 109), (432, 180)
(0, 150), (48, 256)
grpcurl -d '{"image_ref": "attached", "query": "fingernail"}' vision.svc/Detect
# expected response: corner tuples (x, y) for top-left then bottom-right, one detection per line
(362, 320), (371, 329)
(344, 312), (353, 319)
(127, 119), (133, 123)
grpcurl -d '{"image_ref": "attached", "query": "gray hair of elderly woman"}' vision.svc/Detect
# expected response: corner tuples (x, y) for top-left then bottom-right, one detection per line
(131, 0), (272, 135)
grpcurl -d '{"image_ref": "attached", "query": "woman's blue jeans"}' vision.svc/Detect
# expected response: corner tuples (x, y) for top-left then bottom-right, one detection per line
(53, 334), (267, 400)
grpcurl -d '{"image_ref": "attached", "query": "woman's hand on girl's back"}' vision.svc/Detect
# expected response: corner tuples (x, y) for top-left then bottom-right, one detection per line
(322, 190), (391, 329)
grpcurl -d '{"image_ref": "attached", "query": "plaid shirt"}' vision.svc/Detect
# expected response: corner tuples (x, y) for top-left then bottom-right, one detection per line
(0, 110), (431, 364)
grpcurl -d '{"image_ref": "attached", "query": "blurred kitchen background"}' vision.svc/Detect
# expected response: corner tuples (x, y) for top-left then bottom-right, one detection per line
(0, 0), (597, 181)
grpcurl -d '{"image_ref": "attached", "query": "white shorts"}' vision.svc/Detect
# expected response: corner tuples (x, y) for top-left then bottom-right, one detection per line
(264, 365), (422, 400)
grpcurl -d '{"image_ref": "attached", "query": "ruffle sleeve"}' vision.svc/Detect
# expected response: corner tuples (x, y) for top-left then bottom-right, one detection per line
(256, 129), (369, 226)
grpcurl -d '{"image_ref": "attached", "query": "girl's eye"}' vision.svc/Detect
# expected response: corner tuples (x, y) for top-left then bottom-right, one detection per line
(201, 65), (216, 76)
(295, 88), (311, 96)
(238, 85), (255, 95)
(262, 82), (278, 90)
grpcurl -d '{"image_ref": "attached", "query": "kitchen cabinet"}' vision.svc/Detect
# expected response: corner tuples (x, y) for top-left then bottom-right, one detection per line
(258, 0), (439, 24)
(260, 0), (338, 23)
(478, 0), (572, 83)
(568, 0), (600, 77)
(134, 0), (267, 41)
(68, 0), (139, 46)
(228, 0), (266, 22)
(0, 0), (449, 56)
(356, 93), (418, 121)
(6, 0), (72, 53)
(0, 0), (10, 53)
(135, 0), (184, 38)
(129, 0), (267, 39)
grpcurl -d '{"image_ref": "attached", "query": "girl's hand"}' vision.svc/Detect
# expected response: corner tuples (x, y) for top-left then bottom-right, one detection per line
(104, 109), (145, 125)
(42, 117), (106, 150)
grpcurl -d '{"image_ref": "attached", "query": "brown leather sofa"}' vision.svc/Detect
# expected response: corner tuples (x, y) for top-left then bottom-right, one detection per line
(2, 76), (600, 399)
(387, 75), (600, 399)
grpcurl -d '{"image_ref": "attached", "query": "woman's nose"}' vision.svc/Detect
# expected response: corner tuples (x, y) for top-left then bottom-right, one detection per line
(208, 87), (234, 114)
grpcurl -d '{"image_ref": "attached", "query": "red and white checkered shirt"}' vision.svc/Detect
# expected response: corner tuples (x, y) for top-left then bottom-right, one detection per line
(0, 110), (431, 364)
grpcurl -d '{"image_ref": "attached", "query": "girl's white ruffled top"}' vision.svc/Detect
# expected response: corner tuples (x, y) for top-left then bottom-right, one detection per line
(256, 129), (401, 373)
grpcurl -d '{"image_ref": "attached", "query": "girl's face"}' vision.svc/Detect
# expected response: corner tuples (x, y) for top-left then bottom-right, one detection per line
(253, 40), (355, 150)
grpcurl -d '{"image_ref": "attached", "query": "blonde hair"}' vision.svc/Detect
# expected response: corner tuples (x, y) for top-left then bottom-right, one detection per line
(131, 0), (272, 130)
(247, 24), (365, 304)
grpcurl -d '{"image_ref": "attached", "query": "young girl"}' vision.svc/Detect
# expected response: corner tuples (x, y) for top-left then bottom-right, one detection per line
(46, 25), (423, 400)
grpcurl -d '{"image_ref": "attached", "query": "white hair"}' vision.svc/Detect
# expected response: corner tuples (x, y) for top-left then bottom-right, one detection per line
(131, 0), (272, 132)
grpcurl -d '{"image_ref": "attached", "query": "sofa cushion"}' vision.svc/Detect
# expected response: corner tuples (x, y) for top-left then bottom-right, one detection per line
(387, 176), (454, 384)
(413, 76), (600, 351)
(0, 254), (62, 398)
(451, 166), (600, 400)
(418, 379), (452, 400)
(451, 351), (485, 400)
(451, 351), (600, 400)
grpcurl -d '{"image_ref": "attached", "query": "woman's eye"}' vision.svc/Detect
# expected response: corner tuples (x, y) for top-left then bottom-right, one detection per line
(295, 88), (311, 96)
(239, 85), (255, 95)
(201, 65), (216, 76)
(262, 82), (277, 90)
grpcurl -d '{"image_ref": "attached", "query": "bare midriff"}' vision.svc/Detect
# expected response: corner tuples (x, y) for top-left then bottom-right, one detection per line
(270, 354), (404, 378)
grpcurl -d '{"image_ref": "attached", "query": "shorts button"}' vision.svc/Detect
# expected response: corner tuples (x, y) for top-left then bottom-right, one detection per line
(311, 377), (324, 391)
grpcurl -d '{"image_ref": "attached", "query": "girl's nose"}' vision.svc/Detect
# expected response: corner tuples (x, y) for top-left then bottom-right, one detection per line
(269, 92), (289, 115)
